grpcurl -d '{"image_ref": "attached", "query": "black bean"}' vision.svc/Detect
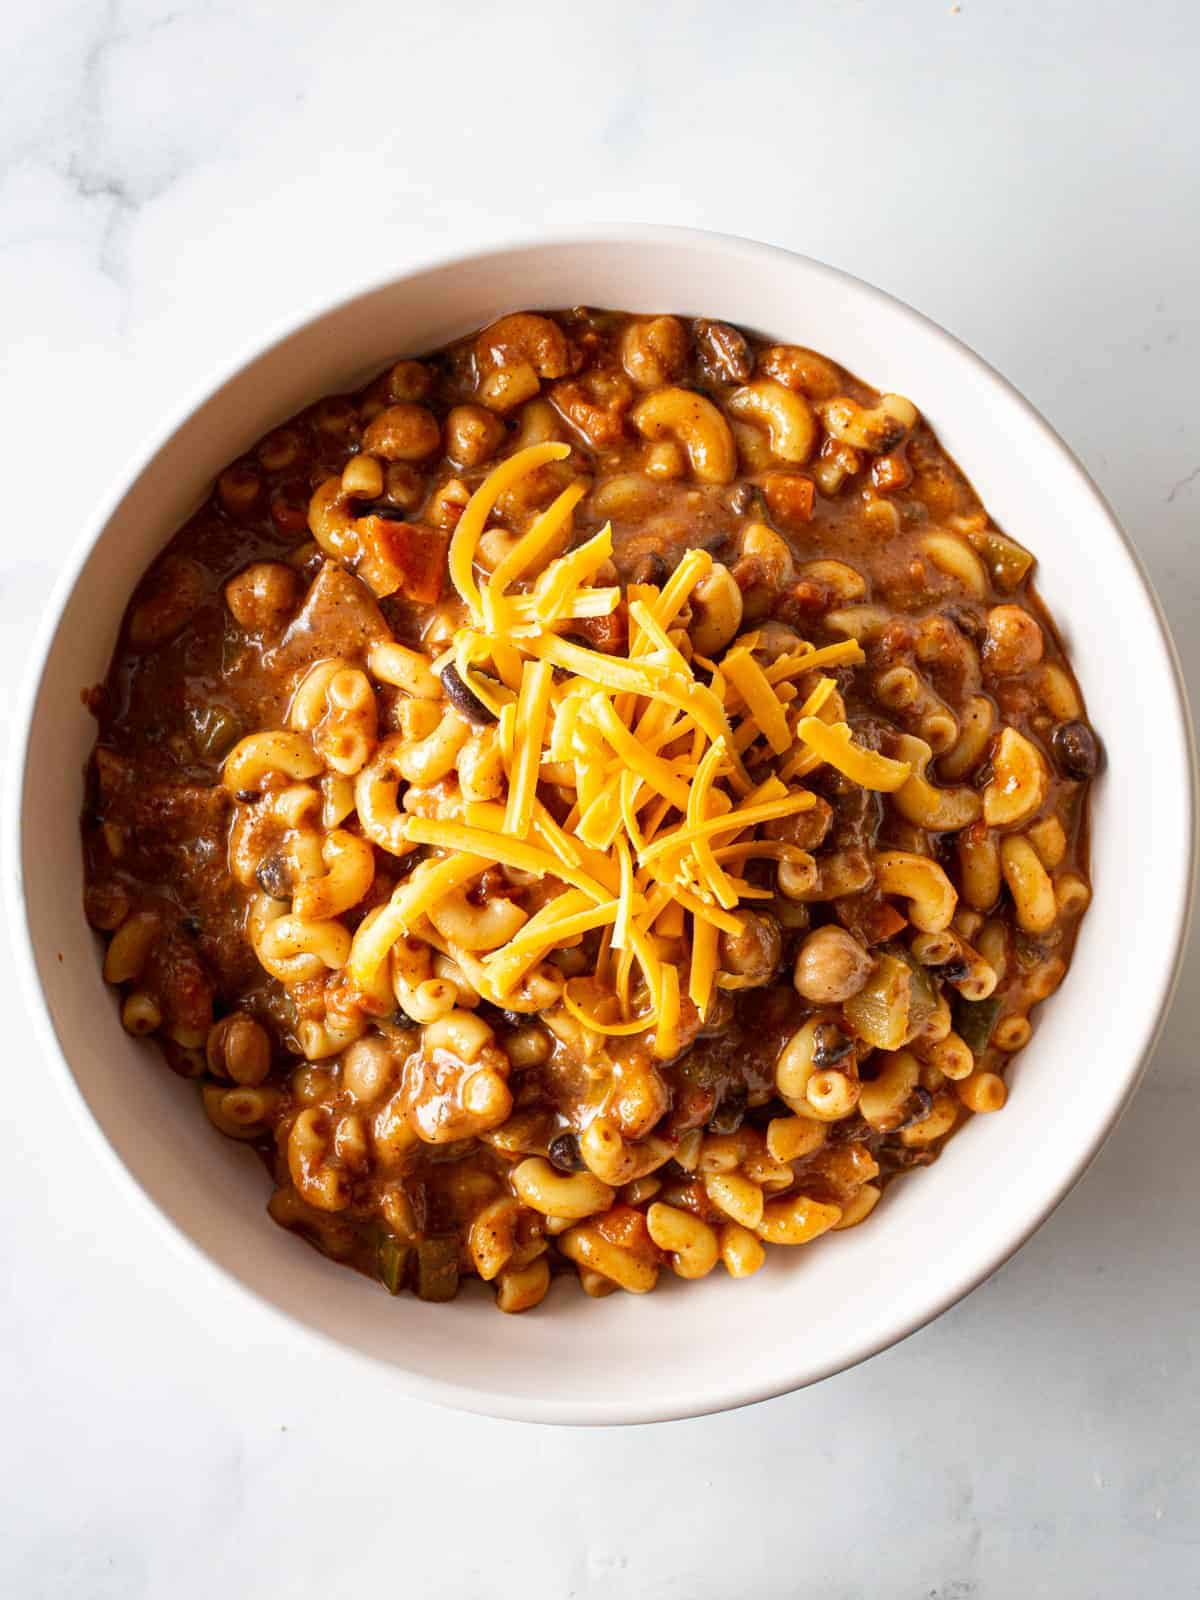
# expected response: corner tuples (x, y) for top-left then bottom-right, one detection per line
(812, 1022), (855, 1069)
(439, 663), (497, 725)
(255, 852), (294, 900)
(234, 788), (261, 805)
(930, 831), (958, 867)
(548, 1132), (585, 1172)
(894, 1086), (933, 1131)
(706, 1084), (748, 1136)
(888, 1144), (936, 1170)
(942, 605), (985, 643)
(629, 551), (668, 587)
(180, 915), (202, 938)
(1051, 719), (1102, 780)
(1014, 932), (1052, 972)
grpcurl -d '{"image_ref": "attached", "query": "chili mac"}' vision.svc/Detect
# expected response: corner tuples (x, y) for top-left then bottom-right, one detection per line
(81, 307), (1100, 1312)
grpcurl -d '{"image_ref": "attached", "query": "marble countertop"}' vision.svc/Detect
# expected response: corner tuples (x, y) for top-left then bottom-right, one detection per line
(3, 1), (1198, 1594)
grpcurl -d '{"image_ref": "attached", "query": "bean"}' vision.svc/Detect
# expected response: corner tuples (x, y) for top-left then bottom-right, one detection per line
(793, 925), (873, 1004)
(706, 1084), (747, 1136)
(439, 664), (496, 725)
(811, 1022), (855, 1069)
(893, 1086), (933, 1131)
(629, 550), (668, 587)
(942, 604), (985, 644)
(548, 1132), (585, 1172)
(255, 852), (294, 900)
(695, 319), (754, 383)
(1050, 720), (1101, 780)
(206, 1012), (272, 1086)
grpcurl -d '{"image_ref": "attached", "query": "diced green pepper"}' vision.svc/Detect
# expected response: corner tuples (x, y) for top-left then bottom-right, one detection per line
(191, 704), (242, 759)
(844, 952), (911, 1051)
(414, 1236), (460, 1303)
(892, 945), (938, 1037)
(953, 994), (1003, 1056)
(378, 1235), (411, 1296)
(967, 528), (1034, 592)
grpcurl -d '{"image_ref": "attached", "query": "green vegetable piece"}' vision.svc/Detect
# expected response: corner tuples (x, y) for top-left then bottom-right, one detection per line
(378, 1235), (411, 1296)
(968, 528), (1034, 592)
(191, 704), (242, 759)
(953, 994), (1003, 1056)
(844, 952), (912, 1052)
(414, 1236), (460, 1303)
(891, 945), (938, 1035)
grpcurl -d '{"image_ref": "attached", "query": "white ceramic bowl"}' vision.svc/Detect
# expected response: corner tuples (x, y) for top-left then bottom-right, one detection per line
(10, 228), (1195, 1425)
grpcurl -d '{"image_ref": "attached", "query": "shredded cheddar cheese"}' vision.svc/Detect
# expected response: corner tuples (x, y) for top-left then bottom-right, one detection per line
(359, 444), (883, 1057)
(504, 659), (553, 837)
(795, 717), (912, 791)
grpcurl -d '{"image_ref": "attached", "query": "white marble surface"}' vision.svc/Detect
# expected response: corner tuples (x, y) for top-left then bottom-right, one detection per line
(2, 1), (1198, 1594)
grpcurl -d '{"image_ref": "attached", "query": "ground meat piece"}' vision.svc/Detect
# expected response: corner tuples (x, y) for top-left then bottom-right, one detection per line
(269, 560), (391, 674)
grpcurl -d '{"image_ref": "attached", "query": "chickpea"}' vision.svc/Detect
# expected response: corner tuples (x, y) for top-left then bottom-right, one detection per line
(256, 429), (301, 471)
(718, 912), (782, 986)
(503, 1024), (552, 1069)
(444, 403), (507, 468)
(362, 403), (442, 462)
(223, 562), (301, 633)
(206, 1012), (272, 1086)
(983, 605), (1044, 676)
(386, 360), (434, 403)
(793, 926), (873, 1004)
(689, 563), (744, 658)
(217, 464), (261, 517)
(312, 397), (359, 440)
(384, 461), (424, 510)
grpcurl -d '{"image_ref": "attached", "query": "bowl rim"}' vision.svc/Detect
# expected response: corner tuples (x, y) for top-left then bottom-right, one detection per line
(8, 224), (1197, 1426)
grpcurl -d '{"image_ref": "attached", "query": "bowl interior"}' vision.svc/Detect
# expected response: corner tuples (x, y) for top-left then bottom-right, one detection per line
(14, 232), (1194, 1423)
